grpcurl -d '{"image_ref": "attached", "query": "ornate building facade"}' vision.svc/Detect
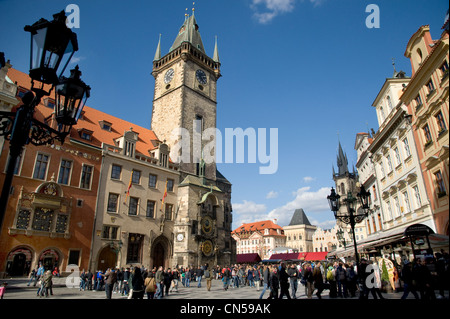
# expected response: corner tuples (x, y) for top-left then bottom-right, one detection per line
(284, 209), (317, 253)
(0, 69), (102, 277)
(400, 24), (449, 235)
(232, 220), (285, 260)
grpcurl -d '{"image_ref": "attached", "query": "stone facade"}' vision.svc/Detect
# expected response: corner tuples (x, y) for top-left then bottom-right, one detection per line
(151, 14), (233, 268)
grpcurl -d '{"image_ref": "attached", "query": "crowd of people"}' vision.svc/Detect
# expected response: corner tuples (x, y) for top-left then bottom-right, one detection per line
(23, 250), (449, 299)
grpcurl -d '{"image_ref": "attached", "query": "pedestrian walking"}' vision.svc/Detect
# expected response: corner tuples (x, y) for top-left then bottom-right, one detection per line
(205, 267), (212, 291)
(358, 258), (370, 299)
(222, 266), (230, 290)
(288, 264), (299, 298)
(400, 259), (419, 299)
(34, 263), (44, 287)
(115, 268), (124, 294)
(40, 270), (53, 297)
(278, 262), (291, 299)
(131, 267), (145, 299)
(164, 268), (173, 295)
(335, 262), (348, 298)
(171, 268), (180, 293)
(122, 267), (131, 296)
(86, 269), (93, 291)
(414, 258), (436, 300)
(344, 263), (356, 297)
(254, 266), (261, 291)
(268, 266), (279, 299)
(326, 264), (337, 298)
(302, 263), (314, 299)
(435, 252), (447, 299)
(0, 282), (7, 299)
(144, 272), (157, 299)
(259, 265), (270, 299)
(103, 268), (117, 299)
(155, 266), (164, 299)
(196, 267), (204, 288)
(247, 266), (255, 288)
(27, 267), (37, 286)
(312, 262), (324, 299)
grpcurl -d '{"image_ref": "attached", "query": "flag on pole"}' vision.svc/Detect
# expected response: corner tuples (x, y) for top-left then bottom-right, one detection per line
(161, 180), (168, 206)
(125, 171), (133, 200)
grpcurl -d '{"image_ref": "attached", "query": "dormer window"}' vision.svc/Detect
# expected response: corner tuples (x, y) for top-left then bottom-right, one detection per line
(122, 129), (138, 158)
(125, 140), (135, 157)
(78, 111), (86, 121)
(78, 129), (93, 141)
(44, 98), (56, 109)
(99, 120), (112, 132)
(16, 87), (27, 98)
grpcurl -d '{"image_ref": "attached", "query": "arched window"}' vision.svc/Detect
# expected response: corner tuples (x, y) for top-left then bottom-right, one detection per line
(387, 95), (393, 111)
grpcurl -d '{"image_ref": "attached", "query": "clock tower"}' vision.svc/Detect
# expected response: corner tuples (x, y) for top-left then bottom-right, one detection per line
(150, 11), (234, 268)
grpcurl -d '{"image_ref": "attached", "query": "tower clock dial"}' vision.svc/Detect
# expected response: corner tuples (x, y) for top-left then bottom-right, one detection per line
(201, 215), (214, 236)
(202, 240), (213, 256)
(164, 68), (174, 84)
(195, 69), (207, 85)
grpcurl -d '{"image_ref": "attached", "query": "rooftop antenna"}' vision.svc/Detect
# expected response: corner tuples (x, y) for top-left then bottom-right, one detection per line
(192, 2), (195, 15)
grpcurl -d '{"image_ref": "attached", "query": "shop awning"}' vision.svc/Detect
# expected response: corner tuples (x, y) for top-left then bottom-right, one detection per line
(269, 252), (307, 261)
(261, 259), (282, 263)
(304, 252), (328, 261)
(236, 253), (261, 264)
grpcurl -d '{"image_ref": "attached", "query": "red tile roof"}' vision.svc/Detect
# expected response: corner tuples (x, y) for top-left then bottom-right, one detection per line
(7, 68), (159, 155)
(232, 220), (285, 237)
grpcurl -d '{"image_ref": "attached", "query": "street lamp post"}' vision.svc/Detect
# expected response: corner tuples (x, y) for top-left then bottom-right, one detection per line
(327, 185), (371, 265)
(0, 10), (90, 234)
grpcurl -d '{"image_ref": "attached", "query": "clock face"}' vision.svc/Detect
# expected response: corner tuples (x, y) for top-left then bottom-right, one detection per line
(196, 69), (207, 85)
(164, 68), (174, 84)
(201, 216), (213, 236)
(202, 240), (213, 256)
(177, 233), (184, 241)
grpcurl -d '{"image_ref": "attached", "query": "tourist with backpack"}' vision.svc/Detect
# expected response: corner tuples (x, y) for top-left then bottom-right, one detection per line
(335, 262), (348, 298)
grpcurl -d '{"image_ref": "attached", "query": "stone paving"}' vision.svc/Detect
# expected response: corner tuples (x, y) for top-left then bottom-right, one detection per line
(2, 276), (447, 300)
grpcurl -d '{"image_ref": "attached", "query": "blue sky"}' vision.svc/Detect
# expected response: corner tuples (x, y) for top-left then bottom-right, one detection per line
(1, 0), (448, 231)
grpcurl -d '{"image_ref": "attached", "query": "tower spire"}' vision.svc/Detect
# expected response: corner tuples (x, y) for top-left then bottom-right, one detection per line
(213, 35), (220, 63)
(153, 34), (162, 61)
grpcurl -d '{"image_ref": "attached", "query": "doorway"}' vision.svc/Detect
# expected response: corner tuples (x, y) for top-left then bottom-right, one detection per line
(97, 246), (117, 271)
(151, 235), (171, 268)
(153, 242), (165, 268)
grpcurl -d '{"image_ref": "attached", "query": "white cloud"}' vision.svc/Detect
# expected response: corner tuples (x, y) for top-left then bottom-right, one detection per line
(250, 0), (324, 23)
(69, 56), (86, 64)
(232, 200), (268, 229)
(309, 218), (336, 230)
(266, 191), (278, 199)
(251, 0), (296, 23)
(267, 186), (331, 226)
(303, 176), (315, 183)
(231, 186), (332, 230)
